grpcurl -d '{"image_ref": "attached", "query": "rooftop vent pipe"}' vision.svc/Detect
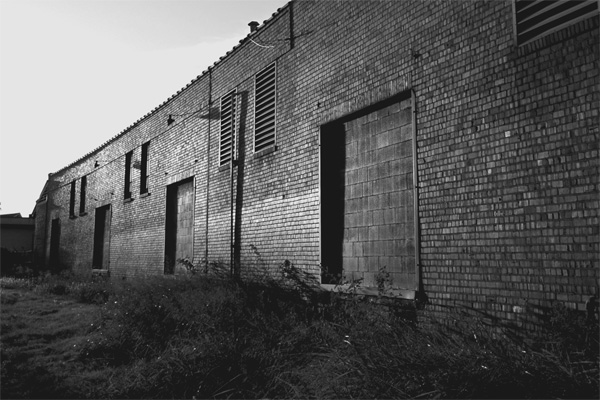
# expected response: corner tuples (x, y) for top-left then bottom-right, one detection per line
(248, 21), (259, 32)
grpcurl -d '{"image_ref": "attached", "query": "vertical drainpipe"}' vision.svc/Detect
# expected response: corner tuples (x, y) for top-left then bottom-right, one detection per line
(288, 0), (295, 50)
(43, 187), (50, 266)
(230, 133), (235, 277)
(411, 89), (421, 294)
(205, 67), (213, 267)
(318, 129), (322, 283)
(230, 92), (237, 277)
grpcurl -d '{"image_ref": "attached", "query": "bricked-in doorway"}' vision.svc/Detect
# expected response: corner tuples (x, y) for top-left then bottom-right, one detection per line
(93, 205), (111, 270)
(321, 96), (417, 290)
(165, 178), (194, 274)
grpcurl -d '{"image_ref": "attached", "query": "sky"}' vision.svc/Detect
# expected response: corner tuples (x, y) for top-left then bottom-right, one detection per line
(0, 0), (289, 216)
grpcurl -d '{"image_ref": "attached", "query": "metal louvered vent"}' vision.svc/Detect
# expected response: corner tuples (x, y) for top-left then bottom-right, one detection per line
(515, 0), (598, 45)
(220, 90), (237, 166)
(254, 62), (276, 153)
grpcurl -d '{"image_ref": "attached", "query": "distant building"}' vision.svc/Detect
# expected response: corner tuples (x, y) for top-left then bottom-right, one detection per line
(33, 0), (599, 322)
(1, 213), (35, 252)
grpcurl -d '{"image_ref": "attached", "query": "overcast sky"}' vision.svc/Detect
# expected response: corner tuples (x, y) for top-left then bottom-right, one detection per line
(0, 0), (289, 216)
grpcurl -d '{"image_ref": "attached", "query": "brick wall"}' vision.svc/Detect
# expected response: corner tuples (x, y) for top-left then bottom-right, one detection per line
(414, 3), (599, 322)
(34, 0), (599, 323)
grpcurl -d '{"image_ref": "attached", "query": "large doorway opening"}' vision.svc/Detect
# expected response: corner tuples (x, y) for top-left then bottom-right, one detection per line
(320, 123), (346, 283)
(165, 178), (194, 274)
(320, 95), (417, 290)
(93, 205), (111, 270)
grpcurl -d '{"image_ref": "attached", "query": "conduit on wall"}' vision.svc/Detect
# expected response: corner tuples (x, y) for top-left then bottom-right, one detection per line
(205, 67), (213, 266)
(230, 124), (235, 276)
(411, 89), (421, 293)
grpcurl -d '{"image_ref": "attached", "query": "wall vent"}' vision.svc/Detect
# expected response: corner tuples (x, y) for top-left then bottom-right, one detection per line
(254, 62), (276, 153)
(515, 0), (599, 45)
(220, 90), (237, 166)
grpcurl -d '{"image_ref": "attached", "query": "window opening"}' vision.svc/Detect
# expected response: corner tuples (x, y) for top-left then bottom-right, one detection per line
(124, 150), (133, 200)
(220, 90), (237, 166)
(254, 62), (276, 153)
(514, 0), (599, 45)
(140, 142), (150, 194)
(79, 176), (87, 215)
(69, 181), (76, 218)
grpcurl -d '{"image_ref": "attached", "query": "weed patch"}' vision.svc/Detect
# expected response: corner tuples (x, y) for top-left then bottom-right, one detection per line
(1, 269), (598, 399)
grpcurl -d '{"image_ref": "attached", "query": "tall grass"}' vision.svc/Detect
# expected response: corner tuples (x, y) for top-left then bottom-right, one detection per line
(2, 266), (598, 399)
(1, 273), (112, 304)
(72, 265), (598, 399)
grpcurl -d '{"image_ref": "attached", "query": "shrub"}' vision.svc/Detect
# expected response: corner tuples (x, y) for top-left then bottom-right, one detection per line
(70, 280), (111, 304)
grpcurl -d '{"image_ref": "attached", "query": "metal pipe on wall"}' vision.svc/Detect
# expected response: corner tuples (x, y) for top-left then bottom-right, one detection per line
(229, 91), (238, 278)
(204, 67), (213, 267)
(230, 148), (234, 276)
(411, 89), (421, 293)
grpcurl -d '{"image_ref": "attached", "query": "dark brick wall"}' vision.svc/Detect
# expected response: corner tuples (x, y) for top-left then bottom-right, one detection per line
(414, 3), (599, 320)
(34, 0), (599, 322)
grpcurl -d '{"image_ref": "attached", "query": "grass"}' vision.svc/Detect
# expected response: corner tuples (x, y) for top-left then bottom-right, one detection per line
(1, 267), (598, 399)
(1, 284), (101, 398)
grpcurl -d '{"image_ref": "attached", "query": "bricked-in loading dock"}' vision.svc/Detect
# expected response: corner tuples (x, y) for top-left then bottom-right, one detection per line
(165, 178), (194, 274)
(321, 95), (417, 291)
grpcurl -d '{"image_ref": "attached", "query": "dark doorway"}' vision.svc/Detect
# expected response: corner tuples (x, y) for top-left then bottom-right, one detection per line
(93, 205), (111, 269)
(165, 178), (194, 274)
(320, 123), (346, 283)
(49, 218), (60, 270)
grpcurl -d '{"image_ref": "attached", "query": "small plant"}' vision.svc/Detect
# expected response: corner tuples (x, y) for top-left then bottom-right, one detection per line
(71, 280), (111, 304)
(176, 258), (198, 274)
(205, 259), (232, 278)
(375, 265), (393, 296)
(320, 262), (343, 285)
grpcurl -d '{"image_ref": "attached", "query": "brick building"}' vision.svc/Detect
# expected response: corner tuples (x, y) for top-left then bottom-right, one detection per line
(34, 0), (599, 320)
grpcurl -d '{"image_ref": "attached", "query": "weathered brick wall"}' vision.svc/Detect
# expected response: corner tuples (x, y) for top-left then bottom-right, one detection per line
(414, 3), (599, 321)
(34, 0), (598, 322)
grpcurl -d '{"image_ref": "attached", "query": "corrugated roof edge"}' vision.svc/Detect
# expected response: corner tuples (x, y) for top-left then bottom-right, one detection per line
(50, 1), (290, 177)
